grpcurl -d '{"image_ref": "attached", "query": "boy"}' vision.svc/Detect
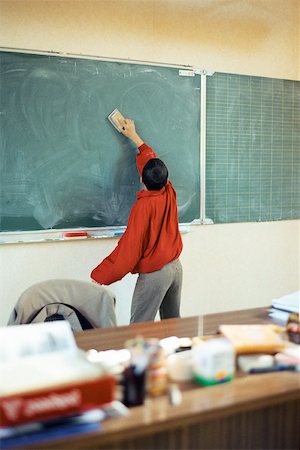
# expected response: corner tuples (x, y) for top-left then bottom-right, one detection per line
(91, 118), (183, 323)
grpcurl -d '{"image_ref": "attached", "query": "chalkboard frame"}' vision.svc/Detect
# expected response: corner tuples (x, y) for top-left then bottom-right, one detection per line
(0, 48), (202, 243)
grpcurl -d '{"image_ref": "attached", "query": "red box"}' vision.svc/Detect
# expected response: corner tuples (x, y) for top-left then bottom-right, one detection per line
(0, 375), (116, 427)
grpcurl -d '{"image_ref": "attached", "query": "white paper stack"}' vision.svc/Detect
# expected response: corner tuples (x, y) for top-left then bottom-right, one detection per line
(269, 290), (300, 323)
(271, 291), (300, 313)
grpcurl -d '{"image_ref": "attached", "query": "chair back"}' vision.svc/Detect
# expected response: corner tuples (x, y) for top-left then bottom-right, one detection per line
(8, 279), (117, 331)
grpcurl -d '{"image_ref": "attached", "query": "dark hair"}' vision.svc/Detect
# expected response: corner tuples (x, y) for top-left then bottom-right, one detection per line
(142, 158), (168, 191)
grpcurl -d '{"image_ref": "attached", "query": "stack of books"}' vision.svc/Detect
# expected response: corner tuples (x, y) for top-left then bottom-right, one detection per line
(268, 291), (300, 323)
(0, 321), (116, 448)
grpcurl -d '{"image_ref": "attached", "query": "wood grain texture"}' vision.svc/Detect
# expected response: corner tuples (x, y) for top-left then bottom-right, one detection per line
(74, 307), (272, 351)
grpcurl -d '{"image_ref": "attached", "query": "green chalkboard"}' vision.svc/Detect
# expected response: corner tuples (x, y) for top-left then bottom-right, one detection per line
(206, 72), (300, 223)
(0, 51), (201, 232)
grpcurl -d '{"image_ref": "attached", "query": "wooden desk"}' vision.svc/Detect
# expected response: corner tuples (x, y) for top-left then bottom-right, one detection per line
(23, 308), (300, 449)
(74, 306), (273, 352)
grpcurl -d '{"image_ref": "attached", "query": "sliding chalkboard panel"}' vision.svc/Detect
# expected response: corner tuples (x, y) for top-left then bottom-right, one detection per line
(0, 51), (200, 232)
(206, 73), (299, 223)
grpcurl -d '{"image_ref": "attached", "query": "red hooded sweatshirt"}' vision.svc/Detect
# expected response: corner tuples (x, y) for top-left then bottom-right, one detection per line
(90, 143), (183, 285)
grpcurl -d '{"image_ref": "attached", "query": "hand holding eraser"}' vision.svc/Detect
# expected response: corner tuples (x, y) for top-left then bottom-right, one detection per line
(108, 109), (126, 132)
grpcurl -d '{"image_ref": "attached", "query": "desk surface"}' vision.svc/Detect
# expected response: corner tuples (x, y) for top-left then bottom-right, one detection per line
(74, 306), (273, 351)
(23, 308), (300, 450)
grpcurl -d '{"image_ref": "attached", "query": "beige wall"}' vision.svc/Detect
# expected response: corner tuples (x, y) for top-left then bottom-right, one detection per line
(0, 0), (299, 326)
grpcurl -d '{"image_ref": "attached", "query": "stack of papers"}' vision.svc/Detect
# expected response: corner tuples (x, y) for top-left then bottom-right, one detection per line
(271, 291), (299, 313)
(269, 291), (300, 323)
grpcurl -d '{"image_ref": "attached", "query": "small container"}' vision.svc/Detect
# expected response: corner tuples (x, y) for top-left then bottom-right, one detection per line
(122, 365), (146, 407)
(167, 350), (193, 381)
(122, 336), (149, 406)
(147, 345), (167, 397)
(192, 338), (235, 386)
(287, 313), (300, 345)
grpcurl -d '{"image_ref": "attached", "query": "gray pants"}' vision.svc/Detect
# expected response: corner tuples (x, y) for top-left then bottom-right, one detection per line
(130, 259), (182, 323)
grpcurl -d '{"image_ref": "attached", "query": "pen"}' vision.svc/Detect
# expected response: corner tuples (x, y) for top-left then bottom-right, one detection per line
(249, 365), (295, 374)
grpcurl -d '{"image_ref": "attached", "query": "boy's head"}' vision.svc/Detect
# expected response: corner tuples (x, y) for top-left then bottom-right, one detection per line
(142, 158), (168, 191)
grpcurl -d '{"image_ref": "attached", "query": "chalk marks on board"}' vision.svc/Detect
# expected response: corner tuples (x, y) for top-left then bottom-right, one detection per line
(0, 51), (201, 231)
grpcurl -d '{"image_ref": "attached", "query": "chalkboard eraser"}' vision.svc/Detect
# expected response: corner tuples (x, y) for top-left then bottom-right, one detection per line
(108, 108), (125, 132)
(63, 231), (89, 239)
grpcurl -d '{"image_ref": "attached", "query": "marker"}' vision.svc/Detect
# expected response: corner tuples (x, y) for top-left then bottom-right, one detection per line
(114, 231), (124, 236)
(249, 365), (295, 374)
(63, 231), (89, 239)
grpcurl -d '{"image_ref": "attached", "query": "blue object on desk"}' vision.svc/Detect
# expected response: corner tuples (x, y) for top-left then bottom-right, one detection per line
(0, 420), (101, 449)
(249, 365), (296, 374)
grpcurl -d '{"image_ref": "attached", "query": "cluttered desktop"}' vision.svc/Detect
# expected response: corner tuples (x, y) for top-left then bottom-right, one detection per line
(0, 294), (299, 450)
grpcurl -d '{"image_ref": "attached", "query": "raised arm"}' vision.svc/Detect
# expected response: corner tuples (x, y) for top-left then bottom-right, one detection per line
(119, 118), (157, 176)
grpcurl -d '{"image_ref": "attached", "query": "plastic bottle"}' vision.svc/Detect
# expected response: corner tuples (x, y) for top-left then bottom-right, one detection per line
(147, 345), (167, 397)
